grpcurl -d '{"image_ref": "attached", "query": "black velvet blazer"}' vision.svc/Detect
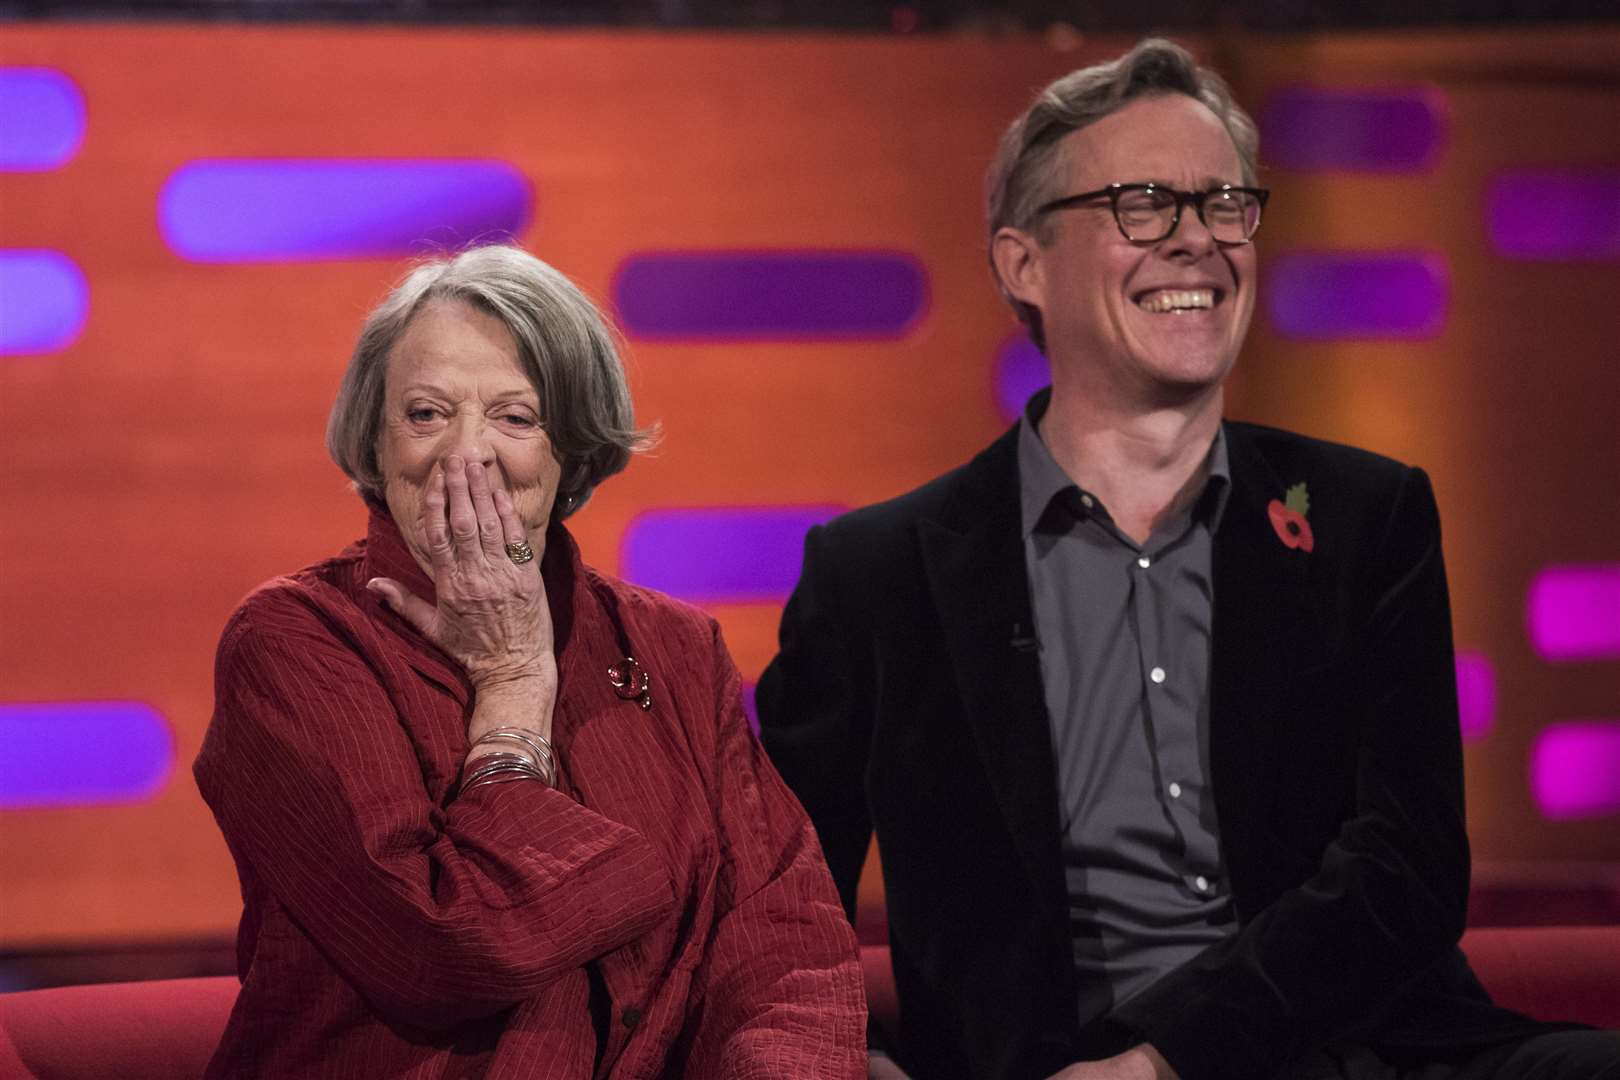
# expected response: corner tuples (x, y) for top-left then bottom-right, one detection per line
(759, 411), (1548, 1080)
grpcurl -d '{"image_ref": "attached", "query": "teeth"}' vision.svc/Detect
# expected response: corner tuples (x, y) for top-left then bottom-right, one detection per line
(1138, 289), (1215, 313)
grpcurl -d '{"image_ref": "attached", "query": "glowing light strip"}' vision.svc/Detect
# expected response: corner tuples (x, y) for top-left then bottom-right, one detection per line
(1530, 720), (1620, 820)
(0, 702), (174, 809)
(0, 250), (89, 356)
(614, 251), (927, 340)
(620, 505), (845, 604)
(0, 67), (86, 171)
(1527, 564), (1620, 662)
(158, 159), (532, 262)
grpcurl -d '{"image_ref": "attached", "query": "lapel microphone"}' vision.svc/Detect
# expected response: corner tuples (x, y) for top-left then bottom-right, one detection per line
(1010, 623), (1039, 653)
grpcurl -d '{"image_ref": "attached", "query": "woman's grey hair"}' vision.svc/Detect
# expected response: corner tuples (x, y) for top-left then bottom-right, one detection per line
(986, 38), (1260, 351)
(326, 244), (652, 520)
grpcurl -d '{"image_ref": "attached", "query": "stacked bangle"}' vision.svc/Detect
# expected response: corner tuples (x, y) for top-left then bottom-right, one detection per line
(462, 727), (557, 791)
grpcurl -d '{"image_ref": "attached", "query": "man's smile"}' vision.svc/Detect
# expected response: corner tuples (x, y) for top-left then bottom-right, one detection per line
(1133, 286), (1222, 313)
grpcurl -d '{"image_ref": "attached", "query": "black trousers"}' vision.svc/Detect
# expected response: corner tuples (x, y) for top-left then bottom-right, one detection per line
(1301, 1032), (1620, 1079)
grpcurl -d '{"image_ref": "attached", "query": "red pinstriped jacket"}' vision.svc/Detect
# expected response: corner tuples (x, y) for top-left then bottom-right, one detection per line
(194, 507), (865, 1079)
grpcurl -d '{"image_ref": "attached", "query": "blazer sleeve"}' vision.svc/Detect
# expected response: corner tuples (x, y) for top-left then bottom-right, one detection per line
(756, 524), (893, 1051)
(757, 523), (874, 917)
(679, 622), (867, 1079)
(194, 587), (678, 1032)
(1112, 467), (1471, 1080)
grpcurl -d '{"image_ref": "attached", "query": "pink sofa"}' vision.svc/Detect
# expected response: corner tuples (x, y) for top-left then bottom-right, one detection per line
(2, 928), (1616, 1079)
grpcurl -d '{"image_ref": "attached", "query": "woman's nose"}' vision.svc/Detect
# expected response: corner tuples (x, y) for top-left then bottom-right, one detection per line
(445, 414), (496, 466)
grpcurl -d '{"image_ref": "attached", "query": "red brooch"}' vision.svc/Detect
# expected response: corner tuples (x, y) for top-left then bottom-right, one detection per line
(607, 657), (653, 710)
(1267, 482), (1315, 553)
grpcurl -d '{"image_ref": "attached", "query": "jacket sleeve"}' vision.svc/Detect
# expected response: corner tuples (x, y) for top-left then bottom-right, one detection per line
(755, 524), (891, 1058)
(680, 621), (868, 1079)
(194, 588), (677, 1031)
(756, 524), (875, 914)
(1113, 467), (1471, 1080)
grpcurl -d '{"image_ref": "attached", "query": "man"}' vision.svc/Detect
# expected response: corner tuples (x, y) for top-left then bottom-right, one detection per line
(758, 38), (1618, 1080)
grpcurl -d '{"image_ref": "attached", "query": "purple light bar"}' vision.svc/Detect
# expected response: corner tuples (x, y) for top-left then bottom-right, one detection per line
(994, 333), (1050, 423)
(1455, 650), (1495, 742)
(1265, 251), (1448, 340)
(158, 159), (532, 263)
(0, 702), (174, 809)
(1487, 170), (1620, 261)
(0, 249), (89, 356)
(1261, 85), (1446, 173)
(620, 505), (845, 604)
(613, 251), (927, 341)
(1530, 720), (1620, 821)
(0, 67), (86, 171)
(1527, 564), (1620, 662)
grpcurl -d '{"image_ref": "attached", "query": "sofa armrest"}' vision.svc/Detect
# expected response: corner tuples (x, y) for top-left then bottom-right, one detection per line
(1461, 925), (1620, 1030)
(0, 976), (237, 1080)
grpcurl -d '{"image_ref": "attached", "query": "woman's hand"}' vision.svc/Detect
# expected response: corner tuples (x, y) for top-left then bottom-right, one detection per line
(368, 454), (557, 704)
(1047, 1046), (1178, 1080)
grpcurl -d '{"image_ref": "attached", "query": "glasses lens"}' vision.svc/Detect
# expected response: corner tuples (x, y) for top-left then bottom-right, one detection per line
(1203, 190), (1262, 243)
(1114, 187), (1178, 241)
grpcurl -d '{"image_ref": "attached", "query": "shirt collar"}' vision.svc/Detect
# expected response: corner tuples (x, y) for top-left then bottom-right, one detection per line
(1016, 391), (1232, 538)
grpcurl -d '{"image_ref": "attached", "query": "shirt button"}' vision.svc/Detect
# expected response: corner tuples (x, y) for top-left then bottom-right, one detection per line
(621, 1006), (643, 1030)
(1150, 666), (1166, 684)
(1194, 876), (1210, 892)
(1168, 782), (1182, 799)
(1137, 556), (1151, 569)
(1080, 493), (1095, 509)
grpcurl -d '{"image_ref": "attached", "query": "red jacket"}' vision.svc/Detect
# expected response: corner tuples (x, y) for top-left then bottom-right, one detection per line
(195, 507), (865, 1079)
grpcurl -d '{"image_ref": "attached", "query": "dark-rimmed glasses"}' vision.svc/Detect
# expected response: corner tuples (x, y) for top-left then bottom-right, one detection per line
(1036, 183), (1270, 245)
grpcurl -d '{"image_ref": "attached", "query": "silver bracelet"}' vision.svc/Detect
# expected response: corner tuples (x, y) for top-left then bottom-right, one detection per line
(462, 750), (548, 792)
(471, 727), (556, 787)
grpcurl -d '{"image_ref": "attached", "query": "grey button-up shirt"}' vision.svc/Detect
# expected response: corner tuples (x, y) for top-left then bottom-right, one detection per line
(1018, 405), (1239, 1029)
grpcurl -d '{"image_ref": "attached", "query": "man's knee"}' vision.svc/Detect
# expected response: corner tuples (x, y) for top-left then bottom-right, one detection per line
(1465, 1030), (1620, 1080)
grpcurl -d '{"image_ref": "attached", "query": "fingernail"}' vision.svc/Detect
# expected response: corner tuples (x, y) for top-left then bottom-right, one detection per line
(447, 454), (464, 470)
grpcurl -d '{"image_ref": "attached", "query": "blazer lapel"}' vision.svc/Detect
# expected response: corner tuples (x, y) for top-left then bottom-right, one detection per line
(917, 424), (1068, 924)
(1209, 421), (1319, 908)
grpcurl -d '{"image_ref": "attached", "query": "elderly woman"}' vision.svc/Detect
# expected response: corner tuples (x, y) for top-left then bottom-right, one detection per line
(194, 245), (865, 1078)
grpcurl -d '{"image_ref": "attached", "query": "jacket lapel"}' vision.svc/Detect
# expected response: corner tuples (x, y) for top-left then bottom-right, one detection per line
(1209, 422), (1319, 913)
(917, 424), (1069, 928)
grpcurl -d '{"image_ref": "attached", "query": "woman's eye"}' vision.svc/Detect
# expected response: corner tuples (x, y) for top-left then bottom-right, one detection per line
(500, 413), (539, 428)
(406, 407), (439, 423)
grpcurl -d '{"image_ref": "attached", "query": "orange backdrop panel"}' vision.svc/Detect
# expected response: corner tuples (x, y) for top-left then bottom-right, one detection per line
(0, 25), (1615, 947)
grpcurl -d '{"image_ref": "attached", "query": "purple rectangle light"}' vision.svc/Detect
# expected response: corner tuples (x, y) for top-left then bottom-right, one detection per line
(0, 67), (86, 171)
(1527, 564), (1620, 662)
(1, 702), (174, 809)
(0, 250), (89, 356)
(1531, 720), (1620, 821)
(994, 333), (1050, 423)
(159, 159), (533, 263)
(1455, 650), (1495, 742)
(620, 505), (845, 604)
(1265, 251), (1448, 340)
(1488, 170), (1620, 261)
(1261, 85), (1446, 173)
(613, 251), (927, 341)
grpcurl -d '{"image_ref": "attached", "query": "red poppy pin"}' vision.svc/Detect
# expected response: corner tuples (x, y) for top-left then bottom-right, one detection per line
(1267, 482), (1315, 553)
